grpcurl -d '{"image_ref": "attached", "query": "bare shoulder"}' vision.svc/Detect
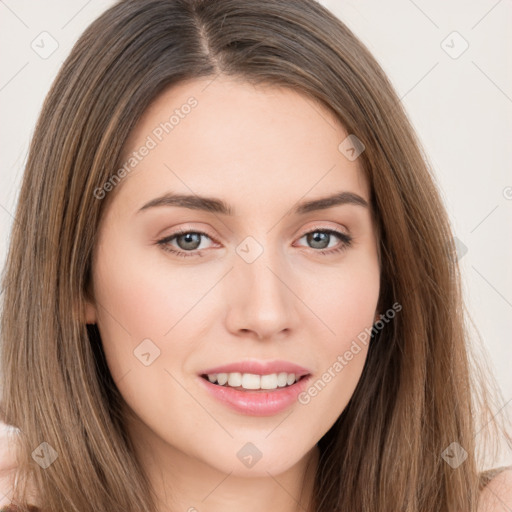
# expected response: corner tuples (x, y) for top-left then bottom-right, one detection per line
(0, 423), (19, 507)
(0, 424), (41, 510)
(478, 468), (512, 512)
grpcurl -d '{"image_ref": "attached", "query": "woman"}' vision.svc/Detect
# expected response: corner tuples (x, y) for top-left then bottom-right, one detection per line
(0, 0), (510, 510)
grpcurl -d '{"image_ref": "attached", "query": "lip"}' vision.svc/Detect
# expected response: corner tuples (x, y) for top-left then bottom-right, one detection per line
(198, 373), (313, 416)
(199, 360), (311, 378)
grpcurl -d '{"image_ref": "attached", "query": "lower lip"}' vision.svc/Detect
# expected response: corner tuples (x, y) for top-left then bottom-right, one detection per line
(198, 375), (312, 416)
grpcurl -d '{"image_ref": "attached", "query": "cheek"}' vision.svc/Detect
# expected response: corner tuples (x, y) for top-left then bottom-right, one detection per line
(91, 240), (203, 380)
(305, 253), (380, 344)
(295, 256), (379, 431)
(91, 237), (234, 411)
(91, 246), (207, 431)
(93, 232), (218, 331)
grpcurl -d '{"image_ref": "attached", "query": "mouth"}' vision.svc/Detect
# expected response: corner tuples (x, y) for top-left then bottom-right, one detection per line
(197, 370), (313, 416)
(196, 360), (313, 415)
(200, 372), (311, 392)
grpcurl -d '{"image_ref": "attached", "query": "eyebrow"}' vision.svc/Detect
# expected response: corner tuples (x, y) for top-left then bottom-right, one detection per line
(137, 190), (369, 216)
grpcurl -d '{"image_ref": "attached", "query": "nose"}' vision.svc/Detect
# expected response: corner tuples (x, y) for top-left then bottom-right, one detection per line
(223, 242), (300, 341)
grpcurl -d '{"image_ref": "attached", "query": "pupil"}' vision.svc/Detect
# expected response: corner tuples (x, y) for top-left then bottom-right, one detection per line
(179, 233), (200, 250)
(309, 231), (328, 249)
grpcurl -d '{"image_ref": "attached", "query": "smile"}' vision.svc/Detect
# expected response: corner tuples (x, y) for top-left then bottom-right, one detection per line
(202, 371), (302, 390)
(198, 373), (312, 416)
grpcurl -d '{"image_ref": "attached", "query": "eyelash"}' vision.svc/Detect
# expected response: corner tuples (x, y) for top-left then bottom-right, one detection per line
(156, 225), (353, 258)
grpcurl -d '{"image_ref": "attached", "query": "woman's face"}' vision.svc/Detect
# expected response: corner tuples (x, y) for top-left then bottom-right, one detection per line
(86, 76), (380, 477)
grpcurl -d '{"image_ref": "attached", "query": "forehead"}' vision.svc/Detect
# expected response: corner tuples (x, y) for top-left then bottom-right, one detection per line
(110, 76), (370, 217)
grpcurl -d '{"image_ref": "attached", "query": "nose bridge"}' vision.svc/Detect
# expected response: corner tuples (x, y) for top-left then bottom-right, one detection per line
(226, 232), (297, 337)
(236, 233), (287, 301)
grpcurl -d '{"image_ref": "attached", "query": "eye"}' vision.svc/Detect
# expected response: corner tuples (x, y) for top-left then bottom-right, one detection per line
(156, 225), (353, 258)
(156, 228), (217, 258)
(295, 226), (353, 256)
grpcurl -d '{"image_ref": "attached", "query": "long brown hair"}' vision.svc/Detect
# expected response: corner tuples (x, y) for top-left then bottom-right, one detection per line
(1, 0), (510, 510)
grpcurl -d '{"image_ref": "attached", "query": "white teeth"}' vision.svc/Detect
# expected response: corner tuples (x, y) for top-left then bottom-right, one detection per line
(227, 372), (242, 387)
(205, 372), (300, 390)
(242, 373), (261, 389)
(277, 372), (288, 387)
(217, 373), (228, 385)
(260, 374), (278, 389)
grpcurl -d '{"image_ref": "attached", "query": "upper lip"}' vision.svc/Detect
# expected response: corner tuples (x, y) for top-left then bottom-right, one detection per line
(200, 360), (311, 378)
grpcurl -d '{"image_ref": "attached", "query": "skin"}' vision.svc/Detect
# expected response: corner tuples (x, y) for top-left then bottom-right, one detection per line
(84, 75), (381, 512)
